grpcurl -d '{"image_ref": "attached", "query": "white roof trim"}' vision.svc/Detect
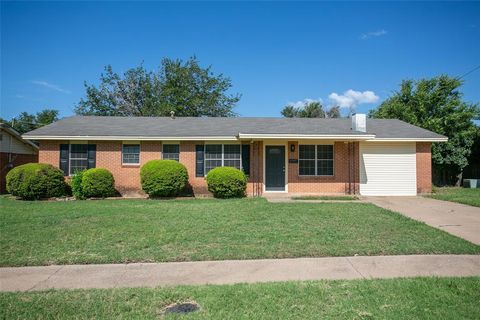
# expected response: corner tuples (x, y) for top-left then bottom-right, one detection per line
(366, 137), (448, 142)
(21, 135), (239, 141)
(238, 133), (376, 140)
(22, 134), (448, 142)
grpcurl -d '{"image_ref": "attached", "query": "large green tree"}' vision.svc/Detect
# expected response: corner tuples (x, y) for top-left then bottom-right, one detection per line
(1, 109), (59, 134)
(75, 57), (240, 117)
(281, 101), (341, 118)
(369, 75), (479, 185)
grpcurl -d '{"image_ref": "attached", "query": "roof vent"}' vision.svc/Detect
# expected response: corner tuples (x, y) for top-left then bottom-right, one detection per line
(170, 111), (175, 119)
(352, 113), (366, 132)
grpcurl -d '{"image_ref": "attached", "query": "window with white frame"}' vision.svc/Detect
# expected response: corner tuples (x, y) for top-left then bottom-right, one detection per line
(299, 144), (334, 176)
(70, 144), (88, 174)
(122, 144), (140, 164)
(204, 144), (241, 174)
(163, 144), (180, 161)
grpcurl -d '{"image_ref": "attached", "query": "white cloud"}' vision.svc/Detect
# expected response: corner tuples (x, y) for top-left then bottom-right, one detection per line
(287, 98), (323, 109)
(31, 80), (71, 94)
(328, 89), (379, 109)
(360, 29), (387, 40)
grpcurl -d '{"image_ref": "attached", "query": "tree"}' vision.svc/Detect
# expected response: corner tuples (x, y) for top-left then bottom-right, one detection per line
(75, 57), (240, 117)
(326, 106), (341, 118)
(1, 109), (59, 134)
(369, 75), (479, 186)
(281, 101), (341, 118)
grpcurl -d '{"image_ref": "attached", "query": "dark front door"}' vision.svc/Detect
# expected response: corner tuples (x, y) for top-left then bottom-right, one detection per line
(265, 146), (285, 191)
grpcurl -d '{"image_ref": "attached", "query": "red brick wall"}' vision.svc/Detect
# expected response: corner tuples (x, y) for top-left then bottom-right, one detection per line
(416, 142), (432, 194)
(38, 140), (361, 196)
(95, 141), (161, 196)
(38, 141), (261, 197)
(0, 153), (39, 193)
(38, 140), (60, 164)
(287, 141), (359, 194)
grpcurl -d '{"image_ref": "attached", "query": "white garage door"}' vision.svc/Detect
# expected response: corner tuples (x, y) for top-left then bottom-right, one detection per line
(360, 142), (417, 196)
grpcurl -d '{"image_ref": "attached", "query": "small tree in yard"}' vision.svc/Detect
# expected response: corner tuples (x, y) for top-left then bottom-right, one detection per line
(369, 75), (479, 186)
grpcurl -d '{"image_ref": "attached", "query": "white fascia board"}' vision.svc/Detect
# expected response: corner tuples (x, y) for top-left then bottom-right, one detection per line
(366, 137), (448, 142)
(238, 133), (376, 140)
(21, 135), (239, 141)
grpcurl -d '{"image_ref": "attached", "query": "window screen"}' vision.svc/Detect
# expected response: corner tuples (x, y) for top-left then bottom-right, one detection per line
(163, 144), (180, 161)
(223, 144), (241, 170)
(70, 144), (88, 174)
(205, 144), (222, 174)
(299, 144), (334, 176)
(122, 144), (140, 164)
(204, 144), (242, 175)
(317, 145), (334, 176)
(299, 145), (316, 176)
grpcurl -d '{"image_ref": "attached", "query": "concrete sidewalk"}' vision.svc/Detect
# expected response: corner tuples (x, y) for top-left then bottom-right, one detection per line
(1, 255), (479, 292)
(367, 197), (480, 245)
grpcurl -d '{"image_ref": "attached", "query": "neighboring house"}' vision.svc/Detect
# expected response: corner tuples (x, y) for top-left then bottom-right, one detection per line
(23, 114), (447, 197)
(0, 123), (39, 193)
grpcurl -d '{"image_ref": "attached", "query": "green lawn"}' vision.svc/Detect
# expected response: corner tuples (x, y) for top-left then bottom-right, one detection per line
(1, 197), (479, 267)
(1, 277), (479, 319)
(429, 187), (480, 207)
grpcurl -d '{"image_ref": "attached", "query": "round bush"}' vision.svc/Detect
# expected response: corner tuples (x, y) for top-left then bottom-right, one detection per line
(140, 160), (189, 197)
(6, 163), (66, 200)
(81, 168), (116, 198)
(206, 167), (247, 198)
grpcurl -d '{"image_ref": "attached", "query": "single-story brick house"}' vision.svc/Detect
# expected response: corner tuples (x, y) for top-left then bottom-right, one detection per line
(22, 114), (447, 197)
(1, 123), (39, 193)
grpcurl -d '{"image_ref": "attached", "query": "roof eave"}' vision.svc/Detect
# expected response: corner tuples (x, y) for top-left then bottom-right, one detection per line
(366, 137), (448, 142)
(238, 133), (376, 140)
(21, 135), (239, 141)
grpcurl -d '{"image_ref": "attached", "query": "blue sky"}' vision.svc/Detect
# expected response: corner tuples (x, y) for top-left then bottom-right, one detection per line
(1, 1), (479, 120)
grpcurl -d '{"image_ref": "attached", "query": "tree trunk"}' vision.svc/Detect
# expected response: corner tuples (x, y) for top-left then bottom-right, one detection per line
(455, 170), (463, 187)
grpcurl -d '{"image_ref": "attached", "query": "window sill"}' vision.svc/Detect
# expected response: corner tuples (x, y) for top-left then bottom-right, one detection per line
(122, 164), (140, 168)
(298, 175), (335, 179)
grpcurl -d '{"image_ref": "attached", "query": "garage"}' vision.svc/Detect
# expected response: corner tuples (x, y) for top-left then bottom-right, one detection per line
(360, 142), (417, 196)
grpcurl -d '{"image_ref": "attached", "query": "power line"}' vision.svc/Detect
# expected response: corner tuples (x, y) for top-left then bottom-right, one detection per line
(457, 64), (480, 80)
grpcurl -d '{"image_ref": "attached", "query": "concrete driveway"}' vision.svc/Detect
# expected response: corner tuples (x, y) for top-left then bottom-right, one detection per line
(367, 196), (480, 245)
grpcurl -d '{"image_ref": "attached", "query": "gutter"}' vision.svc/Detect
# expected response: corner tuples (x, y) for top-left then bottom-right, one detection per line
(366, 137), (448, 142)
(21, 135), (239, 141)
(22, 134), (448, 143)
(238, 133), (376, 140)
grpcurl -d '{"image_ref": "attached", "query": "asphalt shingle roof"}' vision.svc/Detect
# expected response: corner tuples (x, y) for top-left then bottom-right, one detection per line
(23, 116), (446, 140)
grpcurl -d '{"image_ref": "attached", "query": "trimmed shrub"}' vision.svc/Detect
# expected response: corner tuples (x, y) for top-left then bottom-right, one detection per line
(71, 170), (86, 199)
(206, 167), (247, 198)
(81, 168), (116, 198)
(6, 163), (66, 200)
(140, 160), (189, 197)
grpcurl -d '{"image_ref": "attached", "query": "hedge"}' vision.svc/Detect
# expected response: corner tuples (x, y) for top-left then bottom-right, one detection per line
(140, 160), (189, 197)
(206, 166), (247, 198)
(6, 163), (66, 200)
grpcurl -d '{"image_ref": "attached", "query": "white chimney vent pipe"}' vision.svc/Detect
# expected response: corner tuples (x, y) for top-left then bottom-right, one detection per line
(352, 113), (366, 132)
